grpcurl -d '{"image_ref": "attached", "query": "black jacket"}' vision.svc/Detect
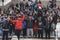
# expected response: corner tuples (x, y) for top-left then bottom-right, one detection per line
(26, 19), (34, 28)
(2, 20), (11, 31)
(38, 21), (43, 30)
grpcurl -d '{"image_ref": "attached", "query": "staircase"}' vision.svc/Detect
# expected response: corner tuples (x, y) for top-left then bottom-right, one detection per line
(0, 0), (12, 10)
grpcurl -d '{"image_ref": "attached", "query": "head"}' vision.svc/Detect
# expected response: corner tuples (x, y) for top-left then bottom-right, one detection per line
(5, 17), (7, 21)
(17, 14), (22, 20)
(49, 1), (52, 5)
(38, 17), (42, 22)
(23, 0), (25, 1)
(29, 15), (32, 19)
(39, 1), (41, 4)
(10, 16), (13, 20)
(35, 20), (37, 23)
(17, 17), (21, 20)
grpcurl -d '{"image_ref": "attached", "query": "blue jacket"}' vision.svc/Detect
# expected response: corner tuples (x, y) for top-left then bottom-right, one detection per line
(46, 22), (51, 30)
(23, 21), (26, 29)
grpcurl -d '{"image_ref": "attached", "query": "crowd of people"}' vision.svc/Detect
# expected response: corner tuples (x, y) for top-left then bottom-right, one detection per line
(0, 0), (60, 40)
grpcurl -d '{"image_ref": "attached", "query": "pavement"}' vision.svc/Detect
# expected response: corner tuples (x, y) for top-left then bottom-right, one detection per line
(0, 36), (59, 40)
(0, 39), (55, 40)
(11, 38), (55, 40)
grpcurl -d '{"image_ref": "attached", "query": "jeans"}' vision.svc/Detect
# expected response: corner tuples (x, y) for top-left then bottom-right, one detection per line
(38, 30), (43, 38)
(23, 28), (27, 37)
(2, 31), (9, 40)
(45, 29), (50, 39)
(15, 30), (21, 40)
(27, 28), (33, 37)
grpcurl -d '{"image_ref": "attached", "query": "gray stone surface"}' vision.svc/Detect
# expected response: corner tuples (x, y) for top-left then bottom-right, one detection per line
(0, 0), (60, 9)
(11, 38), (55, 40)
(0, 39), (55, 40)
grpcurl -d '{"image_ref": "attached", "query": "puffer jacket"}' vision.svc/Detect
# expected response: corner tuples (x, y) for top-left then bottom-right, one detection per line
(22, 21), (26, 29)
(11, 14), (25, 30)
(33, 22), (38, 32)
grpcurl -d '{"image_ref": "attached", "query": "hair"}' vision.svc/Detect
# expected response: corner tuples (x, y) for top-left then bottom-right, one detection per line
(39, 1), (41, 4)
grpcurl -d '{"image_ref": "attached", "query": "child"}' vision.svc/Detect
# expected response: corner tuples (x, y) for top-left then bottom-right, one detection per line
(23, 20), (27, 38)
(33, 19), (38, 38)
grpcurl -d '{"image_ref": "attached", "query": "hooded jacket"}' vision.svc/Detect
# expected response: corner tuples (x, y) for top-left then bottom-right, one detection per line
(22, 21), (26, 29)
(3, 20), (11, 31)
(33, 22), (38, 32)
(11, 14), (25, 30)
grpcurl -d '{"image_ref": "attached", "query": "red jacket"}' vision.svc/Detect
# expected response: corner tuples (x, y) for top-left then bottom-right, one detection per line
(11, 14), (25, 30)
(33, 22), (38, 32)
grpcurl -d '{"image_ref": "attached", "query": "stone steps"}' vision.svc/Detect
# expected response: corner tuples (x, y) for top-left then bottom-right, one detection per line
(0, 0), (60, 9)
(0, 38), (56, 40)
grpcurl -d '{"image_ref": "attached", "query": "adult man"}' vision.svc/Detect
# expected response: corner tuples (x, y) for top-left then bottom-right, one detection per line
(38, 17), (43, 38)
(27, 15), (34, 37)
(11, 13), (25, 40)
(2, 17), (11, 40)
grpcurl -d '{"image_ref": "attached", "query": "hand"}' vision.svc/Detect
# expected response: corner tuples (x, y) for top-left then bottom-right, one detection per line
(7, 17), (10, 20)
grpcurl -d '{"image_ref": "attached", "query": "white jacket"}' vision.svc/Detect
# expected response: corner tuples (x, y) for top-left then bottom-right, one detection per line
(56, 22), (60, 31)
(56, 22), (60, 37)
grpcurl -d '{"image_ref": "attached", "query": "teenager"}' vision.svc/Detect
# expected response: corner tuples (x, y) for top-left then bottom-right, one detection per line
(33, 19), (38, 38)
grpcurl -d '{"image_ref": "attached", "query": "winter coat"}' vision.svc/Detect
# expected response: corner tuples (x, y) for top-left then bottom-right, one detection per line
(3, 20), (11, 31)
(11, 14), (25, 30)
(38, 22), (43, 30)
(22, 21), (26, 29)
(27, 19), (34, 28)
(33, 22), (38, 32)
